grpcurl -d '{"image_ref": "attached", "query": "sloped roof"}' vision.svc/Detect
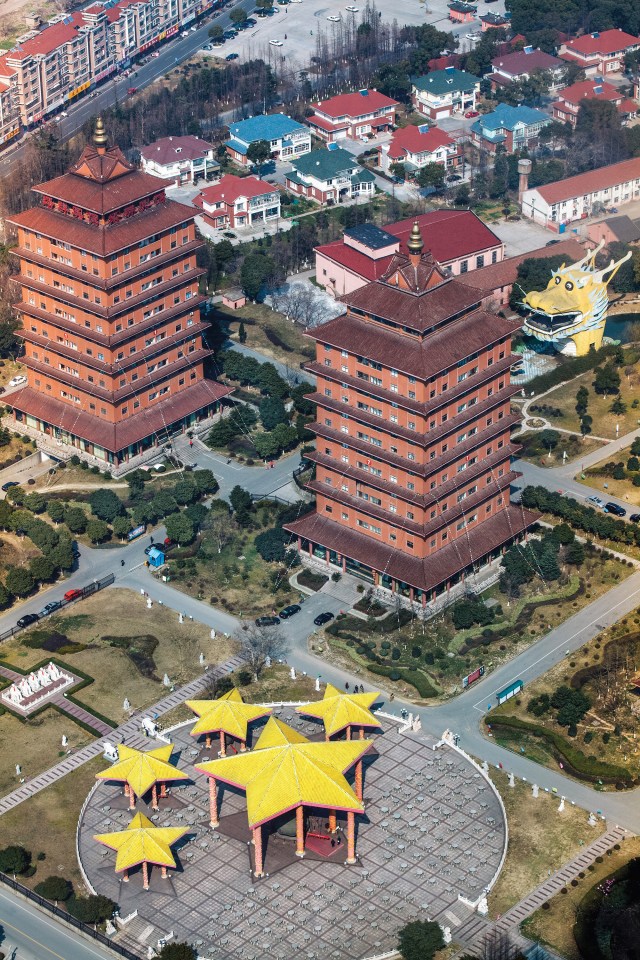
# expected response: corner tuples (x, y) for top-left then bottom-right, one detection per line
(412, 68), (480, 95)
(140, 135), (215, 165)
(198, 174), (274, 207)
(96, 744), (188, 799)
(227, 113), (307, 144)
(313, 89), (398, 119)
(297, 684), (381, 737)
(196, 717), (371, 827)
(94, 812), (187, 872)
(385, 125), (455, 160)
(596, 214), (640, 243)
(492, 48), (564, 77)
(456, 239), (585, 292)
(186, 687), (271, 740)
(561, 28), (640, 57)
(554, 78), (622, 106)
(475, 103), (549, 132)
(290, 147), (359, 179)
(532, 157), (640, 205)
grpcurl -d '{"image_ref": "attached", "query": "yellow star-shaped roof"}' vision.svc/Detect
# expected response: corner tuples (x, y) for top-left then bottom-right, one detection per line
(94, 812), (188, 872)
(186, 688), (271, 741)
(195, 717), (371, 827)
(296, 683), (382, 738)
(96, 744), (187, 799)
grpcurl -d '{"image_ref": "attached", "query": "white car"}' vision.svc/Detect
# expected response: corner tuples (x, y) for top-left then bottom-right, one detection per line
(8, 375), (26, 388)
(327, 13), (341, 20)
(269, 38), (284, 45)
(586, 495), (605, 509)
(345, 4), (359, 10)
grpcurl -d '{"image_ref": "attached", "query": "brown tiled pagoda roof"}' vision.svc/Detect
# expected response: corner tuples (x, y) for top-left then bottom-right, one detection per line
(7, 200), (195, 257)
(285, 505), (537, 592)
(309, 310), (519, 380)
(8, 380), (232, 454)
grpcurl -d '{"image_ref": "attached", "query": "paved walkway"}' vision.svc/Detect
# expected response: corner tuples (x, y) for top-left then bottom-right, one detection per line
(0, 652), (245, 817)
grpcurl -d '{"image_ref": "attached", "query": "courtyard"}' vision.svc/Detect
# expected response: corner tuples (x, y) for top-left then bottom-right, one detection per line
(78, 711), (506, 958)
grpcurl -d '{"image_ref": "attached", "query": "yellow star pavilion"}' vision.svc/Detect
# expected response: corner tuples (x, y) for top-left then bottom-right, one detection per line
(96, 744), (187, 810)
(195, 717), (371, 876)
(94, 812), (187, 889)
(186, 688), (271, 754)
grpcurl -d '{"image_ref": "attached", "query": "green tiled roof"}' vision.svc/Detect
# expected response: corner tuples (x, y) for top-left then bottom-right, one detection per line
(412, 68), (480, 95)
(290, 147), (361, 180)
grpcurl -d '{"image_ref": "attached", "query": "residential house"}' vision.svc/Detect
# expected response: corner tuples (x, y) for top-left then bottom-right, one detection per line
(520, 157), (640, 229)
(378, 124), (460, 174)
(225, 113), (311, 167)
(490, 46), (566, 93)
(305, 89), (398, 142)
(448, 2), (476, 24)
(195, 174), (281, 229)
(411, 67), (480, 120)
(284, 147), (375, 205)
(559, 29), (640, 76)
(314, 209), (504, 297)
(551, 78), (638, 127)
(479, 12), (509, 31)
(140, 135), (219, 185)
(586, 214), (640, 249)
(470, 103), (551, 153)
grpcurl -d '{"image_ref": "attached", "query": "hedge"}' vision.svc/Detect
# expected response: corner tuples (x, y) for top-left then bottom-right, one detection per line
(526, 344), (618, 395)
(522, 485), (640, 548)
(486, 715), (633, 784)
(367, 663), (437, 699)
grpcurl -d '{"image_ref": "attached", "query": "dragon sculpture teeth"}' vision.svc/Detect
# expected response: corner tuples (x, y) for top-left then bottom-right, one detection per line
(520, 240), (632, 357)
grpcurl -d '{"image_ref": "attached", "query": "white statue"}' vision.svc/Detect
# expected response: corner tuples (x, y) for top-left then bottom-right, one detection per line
(265, 655), (272, 669)
(412, 717), (422, 733)
(178, 613), (184, 624)
(15, 764), (21, 776)
(146, 597), (153, 608)
(558, 796), (565, 813)
(19, 679), (31, 698)
(199, 653), (205, 666)
(27, 672), (41, 693)
(482, 760), (489, 775)
(588, 812), (597, 826)
(290, 666), (296, 681)
(508, 773), (515, 788)
(104, 742), (119, 762)
(163, 673), (170, 687)
(315, 676), (321, 692)
(48, 662), (60, 680)
(123, 697), (131, 711)
(477, 896), (489, 916)
(210, 628), (216, 640)
(532, 784), (539, 799)
(442, 926), (451, 945)
(62, 734), (68, 748)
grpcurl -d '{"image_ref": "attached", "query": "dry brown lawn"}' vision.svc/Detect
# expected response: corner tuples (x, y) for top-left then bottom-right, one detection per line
(489, 769), (598, 917)
(523, 835), (640, 958)
(0, 709), (91, 797)
(222, 302), (315, 371)
(540, 367), (640, 440)
(0, 757), (104, 893)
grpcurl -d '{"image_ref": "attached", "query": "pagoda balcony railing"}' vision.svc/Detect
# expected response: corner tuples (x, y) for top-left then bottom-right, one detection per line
(13, 239), (202, 292)
(306, 441), (520, 508)
(23, 347), (212, 404)
(15, 294), (207, 349)
(305, 352), (517, 417)
(18, 267), (206, 320)
(20, 321), (209, 375)
(311, 413), (520, 480)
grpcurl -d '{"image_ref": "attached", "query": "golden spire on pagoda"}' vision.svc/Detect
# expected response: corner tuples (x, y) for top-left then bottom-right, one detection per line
(407, 220), (424, 255)
(93, 116), (108, 151)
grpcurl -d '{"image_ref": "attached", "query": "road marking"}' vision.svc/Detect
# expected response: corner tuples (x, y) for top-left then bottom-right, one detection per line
(0, 902), (113, 960)
(472, 578), (640, 713)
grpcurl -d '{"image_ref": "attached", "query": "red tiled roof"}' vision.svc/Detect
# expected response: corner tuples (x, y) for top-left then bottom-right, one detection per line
(6, 16), (81, 60)
(554, 78), (622, 106)
(308, 307), (518, 377)
(561, 29), (640, 57)
(198, 174), (274, 208)
(385, 125), (455, 161)
(285, 506), (537, 592)
(532, 157), (640, 205)
(316, 209), (502, 281)
(312, 89), (398, 120)
(9, 380), (232, 453)
(306, 114), (350, 133)
(140, 135), (215, 166)
(34, 164), (164, 215)
(457, 239), (585, 292)
(6, 198), (196, 256)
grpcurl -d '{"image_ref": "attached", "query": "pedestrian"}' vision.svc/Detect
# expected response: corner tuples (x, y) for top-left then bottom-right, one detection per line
(189, 439), (193, 448)
(345, 682), (349, 691)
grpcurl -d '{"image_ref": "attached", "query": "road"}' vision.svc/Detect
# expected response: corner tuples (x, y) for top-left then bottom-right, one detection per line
(0, 885), (119, 960)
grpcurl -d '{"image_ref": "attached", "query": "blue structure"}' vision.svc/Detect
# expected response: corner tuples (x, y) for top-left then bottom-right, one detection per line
(496, 679), (524, 705)
(471, 103), (551, 152)
(147, 547), (165, 568)
(225, 114), (311, 165)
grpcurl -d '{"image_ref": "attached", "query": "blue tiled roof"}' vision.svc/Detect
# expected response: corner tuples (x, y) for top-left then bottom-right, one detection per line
(226, 138), (248, 156)
(227, 113), (308, 145)
(476, 103), (550, 133)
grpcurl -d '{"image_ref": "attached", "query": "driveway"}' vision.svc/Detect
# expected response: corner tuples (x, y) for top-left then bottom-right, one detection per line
(490, 218), (558, 257)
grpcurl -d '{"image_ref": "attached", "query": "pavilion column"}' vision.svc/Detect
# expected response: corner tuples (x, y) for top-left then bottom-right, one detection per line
(342, 556), (346, 573)
(296, 806), (305, 858)
(328, 810), (337, 833)
(128, 785), (135, 811)
(253, 825), (264, 877)
(219, 731), (226, 757)
(123, 869), (129, 883)
(161, 866), (168, 879)
(142, 861), (149, 890)
(355, 760), (363, 802)
(240, 739), (247, 753)
(325, 548), (330, 566)
(152, 783), (159, 811)
(346, 726), (351, 741)
(359, 726), (365, 739)
(206, 734), (212, 749)
(422, 592), (426, 609)
(209, 777), (219, 828)
(409, 587), (415, 603)
(160, 783), (167, 799)
(346, 811), (356, 864)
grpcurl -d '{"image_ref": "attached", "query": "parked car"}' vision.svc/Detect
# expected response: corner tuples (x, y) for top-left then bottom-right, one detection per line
(8, 375), (27, 388)
(127, 86), (137, 95)
(464, 109), (479, 118)
(40, 600), (62, 617)
(64, 588), (83, 602)
(327, 14), (341, 20)
(255, 615), (281, 626)
(586, 495), (605, 508)
(225, 52), (239, 60)
(152, 50), (161, 57)
(1, 480), (19, 492)
(630, 513), (640, 523)
(245, 17), (257, 24)
(604, 501), (626, 517)
(279, 604), (301, 619)
(17, 613), (40, 628)
(223, 29), (237, 38)
(446, 174), (462, 182)
(269, 39), (283, 45)
(314, 611), (334, 627)
(545, 238), (561, 246)
(346, 4), (359, 9)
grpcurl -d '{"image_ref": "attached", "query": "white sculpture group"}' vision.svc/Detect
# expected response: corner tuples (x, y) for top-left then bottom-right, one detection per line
(2, 661), (72, 709)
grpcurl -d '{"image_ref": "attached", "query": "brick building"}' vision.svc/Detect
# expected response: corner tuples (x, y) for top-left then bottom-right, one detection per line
(305, 89), (398, 142)
(6, 120), (231, 470)
(377, 125), (460, 175)
(286, 222), (534, 604)
(551, 79), (638, 127)
(470, 103), (551, 153)
(284, 147), (375, 206)
(195, 174), (281, 228)
(558, 29), (640, 76)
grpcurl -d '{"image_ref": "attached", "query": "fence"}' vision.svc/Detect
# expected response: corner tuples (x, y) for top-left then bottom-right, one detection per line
(0, 572), (115, 644)
(0, 870), (140, 960)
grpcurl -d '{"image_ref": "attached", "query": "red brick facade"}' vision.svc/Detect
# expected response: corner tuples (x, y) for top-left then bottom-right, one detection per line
(7, 124), (231, 468)
(286, 224), (534, 602)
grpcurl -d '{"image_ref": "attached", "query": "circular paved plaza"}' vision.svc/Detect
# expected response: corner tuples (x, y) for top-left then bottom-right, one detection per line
(78, 711), (506, 959)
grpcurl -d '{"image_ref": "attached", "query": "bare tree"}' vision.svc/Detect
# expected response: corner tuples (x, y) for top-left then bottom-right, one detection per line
(237, 622), (289, 680)
(478, 929), (523, 960)
(205, 512), (239, 554)
(271, 282), (343, 329)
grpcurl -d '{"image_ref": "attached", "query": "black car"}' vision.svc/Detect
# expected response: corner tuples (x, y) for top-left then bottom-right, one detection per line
(255, 615), (280, 627)
(1, 480), (18, 492)
(280, 604), (301, 620)
(225, 52), (239, 60)
(314, 611), (334, 627)
(17, 613), (40, 629)
(223, 29), (237, 38)
(246, 17), (257, 25)
(631, 514), (640, 523)
(604, 502), (626, 517)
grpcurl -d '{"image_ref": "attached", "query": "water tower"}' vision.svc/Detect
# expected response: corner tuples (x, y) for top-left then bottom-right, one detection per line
(517, 158), (532, 206)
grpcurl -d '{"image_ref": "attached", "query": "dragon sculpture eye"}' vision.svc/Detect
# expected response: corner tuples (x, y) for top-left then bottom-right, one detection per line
(565, 281), (574, 291)
(554, 276), (561, 284)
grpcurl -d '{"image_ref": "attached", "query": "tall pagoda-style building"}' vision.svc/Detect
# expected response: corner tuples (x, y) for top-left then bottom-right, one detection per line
(6, 119), (231, 470)
(286, 222), (536, 606)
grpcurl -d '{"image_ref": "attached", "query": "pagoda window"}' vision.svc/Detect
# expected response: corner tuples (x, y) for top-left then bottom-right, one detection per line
(407, 481), (415, 490)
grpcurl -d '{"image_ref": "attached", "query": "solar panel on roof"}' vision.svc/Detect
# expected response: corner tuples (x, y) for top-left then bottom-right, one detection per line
(344, 223), (398, 250)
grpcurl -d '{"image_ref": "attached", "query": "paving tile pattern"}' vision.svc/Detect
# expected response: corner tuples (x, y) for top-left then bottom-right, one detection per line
(79, 715), (506, 960)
